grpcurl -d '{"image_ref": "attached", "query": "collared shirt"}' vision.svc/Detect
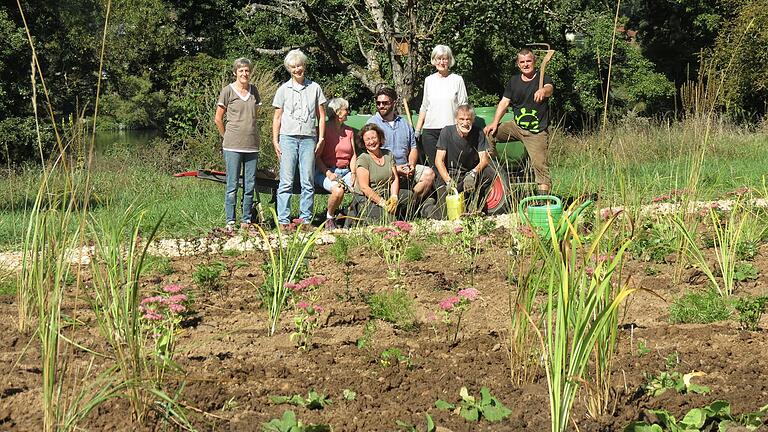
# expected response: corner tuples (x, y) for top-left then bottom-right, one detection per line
(272, 79), (327, 136)
(366, 113), (416, 166)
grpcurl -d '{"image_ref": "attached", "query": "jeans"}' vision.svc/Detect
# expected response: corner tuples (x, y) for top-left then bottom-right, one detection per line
(224, 150), (259, 224)
(277, 135), (316, 224)
(314, 166), (353, 192)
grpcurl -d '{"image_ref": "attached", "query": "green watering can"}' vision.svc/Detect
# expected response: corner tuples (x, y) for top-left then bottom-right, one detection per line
(518, 195), (594, 240)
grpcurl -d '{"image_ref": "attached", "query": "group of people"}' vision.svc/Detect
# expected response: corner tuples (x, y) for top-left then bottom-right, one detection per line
(215, 45), (554, 229)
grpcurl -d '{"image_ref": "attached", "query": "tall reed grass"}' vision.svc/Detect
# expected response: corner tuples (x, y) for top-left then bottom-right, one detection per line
(528, 213), (635, 432)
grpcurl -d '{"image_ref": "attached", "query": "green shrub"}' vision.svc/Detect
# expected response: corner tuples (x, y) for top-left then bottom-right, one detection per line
(631, 220), (678, 263)
(329, 235), (350, 264)
(733, 262), (758, 282)
(367, 288), (416, 329)
(734, 296), (768, 331)
(669, 290), (731, 324)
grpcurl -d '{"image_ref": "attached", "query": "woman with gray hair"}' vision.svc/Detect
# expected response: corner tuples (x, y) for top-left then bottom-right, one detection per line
(314, 97), (356, 229)
(214, 57), (262, 230)
(414, 44), (468, 169)
(272, 49), (327, 226)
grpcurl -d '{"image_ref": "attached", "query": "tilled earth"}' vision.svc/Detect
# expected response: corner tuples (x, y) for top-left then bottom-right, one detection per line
(1, 225), (768, 431)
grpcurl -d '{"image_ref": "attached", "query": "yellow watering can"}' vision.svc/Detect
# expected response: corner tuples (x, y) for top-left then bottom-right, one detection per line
(446, 187), (465, 221)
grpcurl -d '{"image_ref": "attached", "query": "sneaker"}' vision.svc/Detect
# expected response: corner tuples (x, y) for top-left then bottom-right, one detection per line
(225, 221), (236, 232)
(324, 217), (337, 231)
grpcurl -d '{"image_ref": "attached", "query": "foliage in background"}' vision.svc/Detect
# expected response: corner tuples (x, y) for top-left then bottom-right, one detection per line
(668, 290), (732, 324)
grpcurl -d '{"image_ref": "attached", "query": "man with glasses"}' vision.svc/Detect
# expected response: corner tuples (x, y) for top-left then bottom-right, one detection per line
(366, 87), (435, 209)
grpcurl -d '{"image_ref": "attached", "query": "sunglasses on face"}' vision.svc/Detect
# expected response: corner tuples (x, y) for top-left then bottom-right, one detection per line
(376, 100), (392, 106)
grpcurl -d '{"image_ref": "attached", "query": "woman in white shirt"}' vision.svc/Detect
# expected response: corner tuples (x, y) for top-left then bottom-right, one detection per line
(415, 45), (468, 169)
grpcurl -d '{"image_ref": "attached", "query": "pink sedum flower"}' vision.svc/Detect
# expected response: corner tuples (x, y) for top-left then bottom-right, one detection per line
(141, 295), (163, 305)
(454, 226), (464, 234)
(296, 301), (309, 310)
(458, 288), (479, 301)
(313, 305), (324, 313)
(143, 311), (163, 321)
(439, 296), (460, 310)
(166, 294), (188, 304)
(163, 284), (183, 293)
(392, 221), (413, 233)
(168, 303), (186, 313)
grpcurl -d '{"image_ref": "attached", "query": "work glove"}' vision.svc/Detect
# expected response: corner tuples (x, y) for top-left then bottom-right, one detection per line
(463, 171), (477, 193)
(385, 195), (398, 214)
(445, 178), (456, 192)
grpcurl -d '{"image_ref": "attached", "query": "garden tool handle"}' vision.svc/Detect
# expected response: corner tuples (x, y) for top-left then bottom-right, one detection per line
(518, 195), (562, 216)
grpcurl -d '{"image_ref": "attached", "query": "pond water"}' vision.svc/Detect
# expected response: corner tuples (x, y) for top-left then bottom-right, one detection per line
(93, 129), (160, 153)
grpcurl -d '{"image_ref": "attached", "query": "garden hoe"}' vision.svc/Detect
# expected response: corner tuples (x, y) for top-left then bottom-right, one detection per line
(526, 42), (555, 90)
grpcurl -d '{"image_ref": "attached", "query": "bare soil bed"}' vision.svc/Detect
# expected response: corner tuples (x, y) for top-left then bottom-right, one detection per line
(1, 225), (768, 431)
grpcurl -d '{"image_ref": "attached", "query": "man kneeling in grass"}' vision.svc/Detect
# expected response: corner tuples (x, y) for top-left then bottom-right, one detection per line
(433, 104), (496, 219)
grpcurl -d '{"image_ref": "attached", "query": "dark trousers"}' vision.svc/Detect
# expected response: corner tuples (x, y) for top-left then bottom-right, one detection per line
(432, 166), (496, 219)
(420, 128), (441, 169)
(346, 189), (414, 227)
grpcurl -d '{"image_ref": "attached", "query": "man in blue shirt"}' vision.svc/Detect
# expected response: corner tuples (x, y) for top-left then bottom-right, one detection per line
(366, 86), (435, 202)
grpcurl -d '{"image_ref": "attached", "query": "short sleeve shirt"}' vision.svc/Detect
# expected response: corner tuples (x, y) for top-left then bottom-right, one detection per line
(217, 83), (262, 152)
(502, 73), (553, 133)
(419, 73), (468, 129)
(365, 113), (416, 166)
(436, 125), (488, 174)
(320, 125), (355, 169)
(272, 79), (327, 136)
(354, 151), (395, 196)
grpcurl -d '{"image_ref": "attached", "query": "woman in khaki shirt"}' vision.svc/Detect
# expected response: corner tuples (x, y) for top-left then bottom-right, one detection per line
(214, 57), (262, 229)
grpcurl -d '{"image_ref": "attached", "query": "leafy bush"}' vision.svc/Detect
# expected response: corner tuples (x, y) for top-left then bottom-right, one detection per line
(669, 290), (731, 324)
(329, 235), (350, 264)
(631, 220), (677, 263)
(403, 242), (425, 262)
(0, 117), (55, 166)
(734, 296), (768, 331)
(367, 288), (416, 329)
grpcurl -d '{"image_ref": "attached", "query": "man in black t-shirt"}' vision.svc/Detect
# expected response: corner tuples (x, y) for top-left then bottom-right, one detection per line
(484, 48), (554, 194)
(433, 104), (496, 219)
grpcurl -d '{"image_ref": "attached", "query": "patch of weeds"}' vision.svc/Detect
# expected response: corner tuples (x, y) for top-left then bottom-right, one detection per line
(356, 320), (377, 349)
(192, 261), (227, 292)
(329, 235), (350, 264)
(143, 255), (174, 276)
(232, 260), (249, 269)
(403, 242), (425, 262)
(643, 371), (711, 397)
(379, 347), (414, 369)
(435, 387), (512, 422)
(636, 340), (651, 357)
(664, 352), (681, 371)
(668, 290), (731, 324)
(624, 400), (768, 432)
(262, 410), (330, 432)
(734, 296), (768, 331)
(269, 390), (332, 410)
(222, 249), (241, 257)
(366, 288), (416, 330)
(631, 220), (677, 263)
(733, 262), (758, 282)
(643, 266), (660, 276)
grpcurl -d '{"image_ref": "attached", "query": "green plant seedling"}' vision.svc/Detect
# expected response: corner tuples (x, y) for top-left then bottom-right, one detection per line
(356, 321), (378, 349)
(192, 261), (227, 291)
(435, 387), (512, 422)
(261, 410), (331, 432)
(395, 414), (436, 432)
(643, 371), (711, 397)
(664, 352), (681, 371)
(379, 348), (414, 369)
(269, 390), (331, 410)
(734, 296), (768, 331)
(403, 242), (425, 262)
(733, 262), (758, 282)
(222, 248), (242, 257)
(142, 255), (174, 275)
(623, 400), (768, 432)
(367, 288), (416, 330)
(342, 389), (357, 401)
(329, 235), (350, 264)
(233, 260), (249, 269)
(636, 340), (651, 357)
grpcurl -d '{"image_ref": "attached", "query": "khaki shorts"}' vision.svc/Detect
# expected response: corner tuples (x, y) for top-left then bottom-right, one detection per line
(398, 164), (429, 189)
(489, 121), (550, 187)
